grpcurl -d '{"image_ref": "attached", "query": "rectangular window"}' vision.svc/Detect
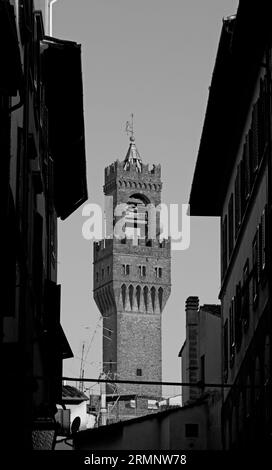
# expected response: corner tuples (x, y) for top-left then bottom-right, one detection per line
(136, 368), (142, 377)
(234, 166), (241, 237)
(248, 128), (255, 189)
(139, 265), (146, 277)
(235, 283), (242, 351)
(102, 268), (104, 279)
(261, 206), (267, 272)
(123, 264), (130, 276)
(222, 215), (228, 277)
(228, 194), (234, 258)
(200, 354), (205, 389)
(252, 232), (258, 306)
(242, 259), (250, 330)
(33, 212), (43, 318)
(16, 127), (25, 233)
(240, 158), (246, 219)
(257, 79), (266, 162)
(229, 299), (235, 368)
(107, 266), (110, 276)
(244, 137), (251, 199)
(155, 267), (162, 278)
(49, 213), (56, 269)
(223, 319), (228, 381)
(252, 103), (259, 171)
(185, 424), (199, 438)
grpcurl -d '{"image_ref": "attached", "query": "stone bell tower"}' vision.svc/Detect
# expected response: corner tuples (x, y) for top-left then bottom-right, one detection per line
(93, 127), (171, 419)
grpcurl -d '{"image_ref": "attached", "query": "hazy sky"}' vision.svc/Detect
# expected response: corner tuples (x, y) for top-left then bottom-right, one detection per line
(54, 0), (239, 396)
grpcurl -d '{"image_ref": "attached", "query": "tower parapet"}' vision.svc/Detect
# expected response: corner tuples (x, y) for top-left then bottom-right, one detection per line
(105, 160), (161, 186)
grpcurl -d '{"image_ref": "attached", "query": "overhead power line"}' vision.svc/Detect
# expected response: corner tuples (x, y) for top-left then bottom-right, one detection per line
(34, 376), (265, 389)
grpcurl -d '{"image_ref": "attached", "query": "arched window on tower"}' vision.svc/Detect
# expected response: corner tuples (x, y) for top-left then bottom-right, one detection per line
(121, 284), (126, 309)
(125, 194), (150, 240)
(158, 287), (163, 311)
(151, 286), (156, 312)
(129, 285), (134, 310)
(143, 286), (148, 311)
(136, 286), (141, 309)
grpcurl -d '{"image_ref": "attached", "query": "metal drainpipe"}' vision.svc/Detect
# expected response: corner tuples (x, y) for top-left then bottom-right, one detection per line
(49, 0), (59, 36)
(265, 47), (272, 442)
(20, 38), (31, 450)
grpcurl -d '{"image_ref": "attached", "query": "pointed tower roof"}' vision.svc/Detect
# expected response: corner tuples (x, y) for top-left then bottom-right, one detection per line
(124, 136), (142, 166)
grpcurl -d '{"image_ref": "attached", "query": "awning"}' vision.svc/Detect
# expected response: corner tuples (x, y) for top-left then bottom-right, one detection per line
(0, 1), (23, 96)
(41, 36), (88, 220)
(58, 325), (74, 360)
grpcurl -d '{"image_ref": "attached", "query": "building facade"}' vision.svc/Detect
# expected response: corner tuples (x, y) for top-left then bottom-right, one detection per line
(179, 297), (221, 406)
(179, 296), (222, 449)
(93, 135), (171, 422)
(190, 1), (272, 449)
(1, 0), (87, 450)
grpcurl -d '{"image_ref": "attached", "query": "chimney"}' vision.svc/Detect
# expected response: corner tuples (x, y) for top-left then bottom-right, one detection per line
(185, 296), (199, 324)
(185, 296), (200, 402)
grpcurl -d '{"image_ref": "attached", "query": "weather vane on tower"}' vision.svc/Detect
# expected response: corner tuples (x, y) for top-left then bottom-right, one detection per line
(125, 113), (135, 141)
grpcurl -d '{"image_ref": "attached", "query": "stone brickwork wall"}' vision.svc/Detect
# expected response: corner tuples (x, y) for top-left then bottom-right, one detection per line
(117, 312), (162, 397)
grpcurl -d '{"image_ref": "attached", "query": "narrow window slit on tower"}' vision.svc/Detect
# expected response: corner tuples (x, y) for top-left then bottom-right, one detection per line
(136, 285), (141, 309)
(143, 286), (148, 310)
(121, 284), (126, 309)
(129, 285), (134, 309)
(151, 286), (156, 311)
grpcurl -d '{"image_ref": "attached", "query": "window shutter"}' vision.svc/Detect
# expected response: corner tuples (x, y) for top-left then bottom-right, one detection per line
(261, 206), (267, 272)
(252, 232), (258, 305)
(229, 298), (235, 367)
(252, 104), (259, 170)
(228, 194), (234, 257)
(224, 319), (229, 381)
(235, 283), (242, 350)
(222, 215), (228, 277)
(264, 76), (270, 149)
(258, 79), (266, 161)
(256, 225), (261, 283)
(244, 138), (251, 199)
(235, 166), (241, 237)
(242, 259), (250, 329)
